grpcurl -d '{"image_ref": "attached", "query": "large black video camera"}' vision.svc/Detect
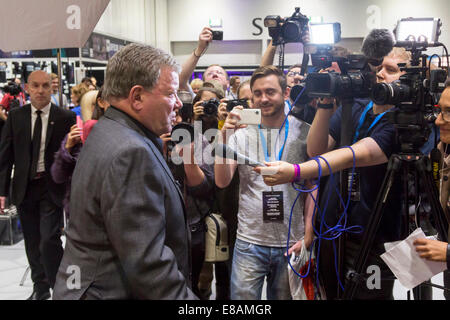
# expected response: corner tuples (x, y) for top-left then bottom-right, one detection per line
(264, 7), (309, 46)
(3, 82), (22, 96)
(370, 17), (448, 153)
(305, 54), (375, 99)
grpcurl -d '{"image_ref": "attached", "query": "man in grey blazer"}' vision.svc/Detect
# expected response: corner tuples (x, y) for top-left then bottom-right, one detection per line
(53, 43), (197, 299)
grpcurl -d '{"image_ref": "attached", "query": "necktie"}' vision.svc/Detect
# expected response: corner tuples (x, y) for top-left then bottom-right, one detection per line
(30, 110), (42, 180)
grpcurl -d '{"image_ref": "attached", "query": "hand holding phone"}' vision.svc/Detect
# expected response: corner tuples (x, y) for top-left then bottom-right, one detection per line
(233, 108), (261, 125)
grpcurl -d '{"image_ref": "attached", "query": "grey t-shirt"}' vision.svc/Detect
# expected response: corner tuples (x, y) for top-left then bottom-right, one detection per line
(228, 116), (310, 247)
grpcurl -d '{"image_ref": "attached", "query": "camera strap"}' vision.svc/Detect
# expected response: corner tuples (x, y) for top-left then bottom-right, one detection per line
(352, 101), (388, 144)
(258, 118), (289, 162)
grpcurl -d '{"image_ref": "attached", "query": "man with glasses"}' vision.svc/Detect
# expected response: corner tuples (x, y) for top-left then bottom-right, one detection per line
(414, 80), (450, 300)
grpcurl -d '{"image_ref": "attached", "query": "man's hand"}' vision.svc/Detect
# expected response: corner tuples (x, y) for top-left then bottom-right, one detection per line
(160, 132), (172, 156)
(193, 100), (205, 120)
(286, 236), (313, 257)
(0, 196), (6, 214)
(218, 99), (228, 121)
(174, 142), (195, 165)
(65, 124), (82, 152)
(0, 107), (7, 121)
(253, 161), (295, 186)
(219, 106), (247, 144)
(414, 238), (448, 262)
(194, 27), (213, 57)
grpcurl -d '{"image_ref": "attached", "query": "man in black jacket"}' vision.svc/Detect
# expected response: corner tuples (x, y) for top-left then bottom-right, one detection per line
(0, 70), (75, 300)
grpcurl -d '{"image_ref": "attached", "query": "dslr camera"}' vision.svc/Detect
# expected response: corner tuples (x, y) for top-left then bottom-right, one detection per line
(226, 99), (249, 112)
(264, 7), (309, 46)
(201, 98), (220, 116)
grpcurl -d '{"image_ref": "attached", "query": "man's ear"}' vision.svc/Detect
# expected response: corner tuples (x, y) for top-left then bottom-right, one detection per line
(284, 86), (291, 101)
(24, 84), (30, 95)
(129, 85), (145, 111)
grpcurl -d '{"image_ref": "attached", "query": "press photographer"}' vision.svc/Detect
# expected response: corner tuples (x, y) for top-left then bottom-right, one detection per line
(1, 79), (26, 113)
(192, 80), (225, 134)
(256, 17), (450, 299)
(161, 83), (222, 299)
(414, 79), (450, 300)
(215, 65), (315, 300)
(256, 46), (412, 299)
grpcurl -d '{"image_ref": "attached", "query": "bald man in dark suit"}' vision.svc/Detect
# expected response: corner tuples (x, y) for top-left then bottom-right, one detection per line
(0, 71), (75, 300)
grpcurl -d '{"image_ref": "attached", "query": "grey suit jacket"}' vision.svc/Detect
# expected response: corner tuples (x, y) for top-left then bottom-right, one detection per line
(53, 107), (197, 300)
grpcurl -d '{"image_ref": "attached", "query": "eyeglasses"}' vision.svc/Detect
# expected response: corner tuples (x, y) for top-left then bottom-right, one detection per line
(287, 71), (303, 77)
(434, 107), (450, 122)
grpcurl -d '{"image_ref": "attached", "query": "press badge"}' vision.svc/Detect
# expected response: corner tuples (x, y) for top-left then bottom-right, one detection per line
(349, 171), (360, 202)
(262, 191), (284, 222)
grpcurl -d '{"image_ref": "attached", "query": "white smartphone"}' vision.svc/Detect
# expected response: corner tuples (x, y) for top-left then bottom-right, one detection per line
(233, 108), (261, 125)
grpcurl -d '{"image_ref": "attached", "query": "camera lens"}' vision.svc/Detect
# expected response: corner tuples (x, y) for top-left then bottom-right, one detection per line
(372, 81), (412, 105)
(226, 99), (248, 112)
(171, 122), (194, 145)
(282, 21), (301, 42)
(290, 84), (311, 105)
(202, 99), (219, 116)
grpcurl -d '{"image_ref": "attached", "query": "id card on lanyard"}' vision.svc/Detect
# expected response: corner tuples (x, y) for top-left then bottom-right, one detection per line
(259, 118), (289, 221)
(350, 101), (388, 201)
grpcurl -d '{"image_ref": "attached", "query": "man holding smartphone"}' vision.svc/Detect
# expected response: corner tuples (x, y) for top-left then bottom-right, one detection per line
(214, 65), (314, 300)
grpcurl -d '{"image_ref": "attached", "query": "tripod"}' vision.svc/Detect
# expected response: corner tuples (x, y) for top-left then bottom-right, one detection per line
(343, 152), (450, 300)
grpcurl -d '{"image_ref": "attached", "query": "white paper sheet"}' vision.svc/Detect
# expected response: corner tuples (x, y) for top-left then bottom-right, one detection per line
(380, 228), (447, 290)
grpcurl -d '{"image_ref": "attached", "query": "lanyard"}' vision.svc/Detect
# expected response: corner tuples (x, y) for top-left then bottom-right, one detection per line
(258, 118), (289, 162)
(353, 101), (387, 144)
(286, 99), (292, 112)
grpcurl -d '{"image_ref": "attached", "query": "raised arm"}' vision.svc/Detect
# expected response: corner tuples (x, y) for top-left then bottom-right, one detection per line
(179, 27), (213, 91)
(260, 40), (277, 67)
(307, 105), (336, 157)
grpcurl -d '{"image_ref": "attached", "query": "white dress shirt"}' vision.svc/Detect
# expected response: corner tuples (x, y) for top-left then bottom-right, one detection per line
(31, 103), (51, 173)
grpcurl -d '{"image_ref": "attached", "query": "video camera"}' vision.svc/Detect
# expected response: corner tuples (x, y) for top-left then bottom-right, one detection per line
(264, 7), (309, 46)
(290, 29), (374, 104)
(305, 54), (374, 99)
(371, 17), (448, 152)
(3, 82), (22, 96)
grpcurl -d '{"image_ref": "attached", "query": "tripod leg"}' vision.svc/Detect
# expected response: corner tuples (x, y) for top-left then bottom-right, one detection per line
(343, 156), (400, 299)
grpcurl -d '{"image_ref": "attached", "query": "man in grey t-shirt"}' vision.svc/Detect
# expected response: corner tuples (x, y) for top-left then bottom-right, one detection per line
(215, 66), (314, 300)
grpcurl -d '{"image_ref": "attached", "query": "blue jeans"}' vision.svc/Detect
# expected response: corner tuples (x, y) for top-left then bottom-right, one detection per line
(230, 239), (291, 300)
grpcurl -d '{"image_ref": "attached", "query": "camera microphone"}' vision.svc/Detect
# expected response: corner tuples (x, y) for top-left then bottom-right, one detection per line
(214, 143), (265, 167)
(362, 28), (395, 67)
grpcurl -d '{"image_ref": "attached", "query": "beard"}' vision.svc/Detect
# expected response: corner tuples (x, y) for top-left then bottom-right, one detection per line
(258, 101), (284, 118)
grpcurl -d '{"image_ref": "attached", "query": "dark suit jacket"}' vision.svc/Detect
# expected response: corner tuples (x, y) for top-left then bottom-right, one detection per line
(0, 103), (76, 206)
(53, 107), (197, 300)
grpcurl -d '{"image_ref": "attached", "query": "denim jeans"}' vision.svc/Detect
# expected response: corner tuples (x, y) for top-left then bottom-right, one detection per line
(230, 239), (291, 300)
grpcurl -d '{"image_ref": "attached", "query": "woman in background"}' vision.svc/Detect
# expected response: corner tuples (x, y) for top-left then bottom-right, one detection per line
(51, 89), (110, 221)
(69, 83), (89, 118)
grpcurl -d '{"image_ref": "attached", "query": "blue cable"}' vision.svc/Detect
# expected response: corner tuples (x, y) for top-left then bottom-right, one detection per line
(285, 146), (363, 297)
